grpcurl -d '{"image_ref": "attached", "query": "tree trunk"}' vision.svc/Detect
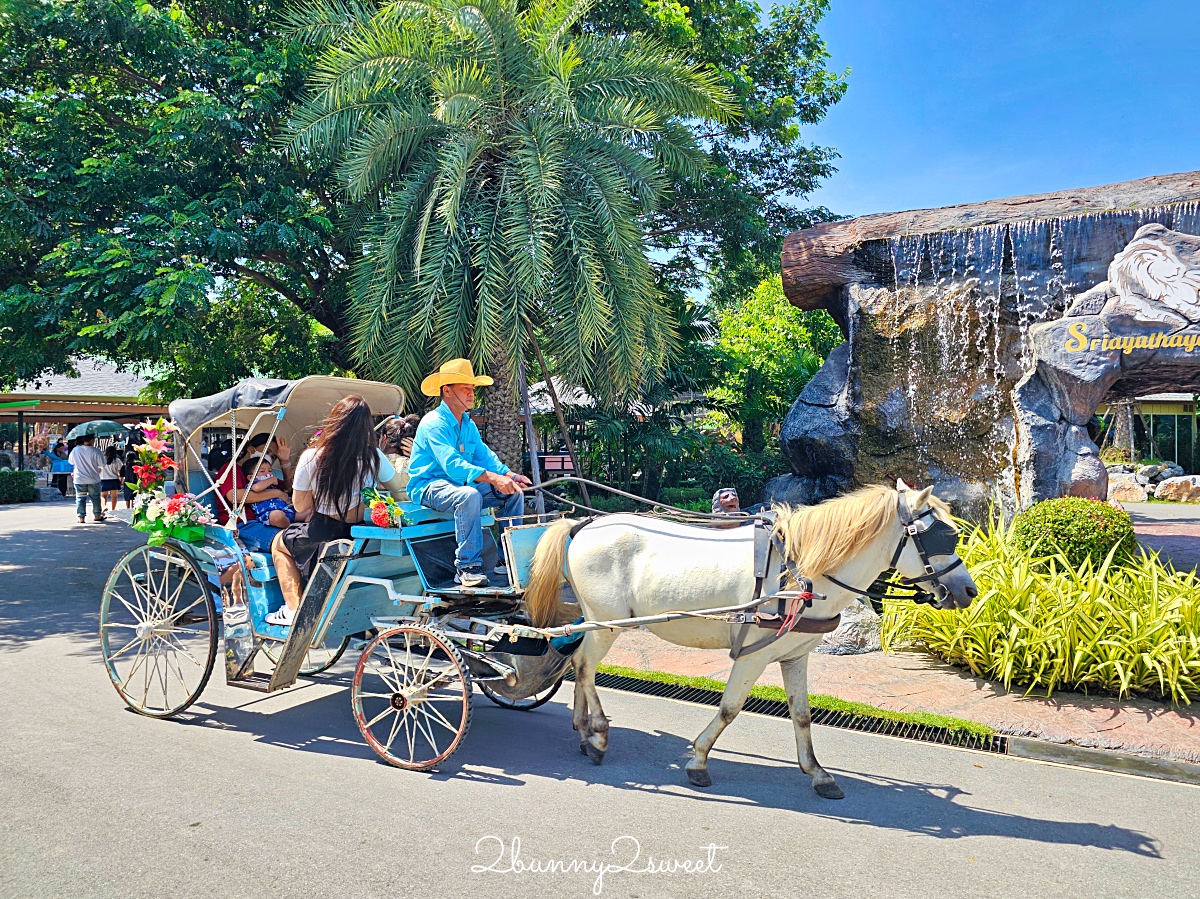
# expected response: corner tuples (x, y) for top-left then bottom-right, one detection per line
(741, 369), (765, 454)
(1112, 402), (1135, 461)
(482, 354), (524, 473)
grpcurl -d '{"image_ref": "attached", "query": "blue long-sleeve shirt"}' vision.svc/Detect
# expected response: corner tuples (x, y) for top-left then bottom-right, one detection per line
(406, 403), (510, 506)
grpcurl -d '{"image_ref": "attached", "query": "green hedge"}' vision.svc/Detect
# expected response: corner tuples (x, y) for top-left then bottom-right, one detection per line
(0, 470), (36, 504)
(1012, 496), (1137, 569)
(660, 487), (708, 506)
(883, 517), (1200, 702)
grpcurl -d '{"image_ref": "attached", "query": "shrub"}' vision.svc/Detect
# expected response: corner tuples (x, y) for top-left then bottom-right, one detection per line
(1011, 497), (1137, 569)
(661, 487), (708, 506)
(882, 517), (1200, 702)
(0, 470), (37, 504)
(582, 493), (640, 513)
(691, 440), (788, 505)
(1099, 445), (1132, 465)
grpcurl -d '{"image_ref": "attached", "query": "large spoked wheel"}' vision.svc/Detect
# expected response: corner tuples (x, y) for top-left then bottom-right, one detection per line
(100, 543), (218, 718)
(479, 675), (566, 711)
(261, 636), (351, 676)
(351, 626), (472, 770)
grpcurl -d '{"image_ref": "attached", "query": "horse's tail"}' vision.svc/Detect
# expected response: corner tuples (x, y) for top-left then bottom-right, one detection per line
(525, 518), (576, 628)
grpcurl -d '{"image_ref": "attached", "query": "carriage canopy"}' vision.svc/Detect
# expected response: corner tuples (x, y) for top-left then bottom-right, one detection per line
(169, 375), (406, 492)
(169, 376), (405, 447)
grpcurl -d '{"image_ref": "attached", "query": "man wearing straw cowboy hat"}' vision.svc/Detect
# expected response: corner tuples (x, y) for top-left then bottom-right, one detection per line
(406, 358), (532, 588)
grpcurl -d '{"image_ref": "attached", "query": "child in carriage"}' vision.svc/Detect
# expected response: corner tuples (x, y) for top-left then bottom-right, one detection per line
(241, 454), (299, 529)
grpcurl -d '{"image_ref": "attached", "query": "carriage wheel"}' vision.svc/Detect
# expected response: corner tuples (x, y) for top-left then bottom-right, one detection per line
(351, 626), (472, 770)
(479, 675), (566, 711)
(261, 636), (351, 676)
(100, 543), (217, 718)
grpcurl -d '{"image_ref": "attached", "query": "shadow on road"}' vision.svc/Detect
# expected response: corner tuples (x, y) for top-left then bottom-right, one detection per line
(3, 503), (1163, 861)
(166, 675), (1161, 859)
(0, 519), (143, 653)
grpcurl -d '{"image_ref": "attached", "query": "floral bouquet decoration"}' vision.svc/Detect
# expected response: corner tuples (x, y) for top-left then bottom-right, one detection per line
(133, 492), (215, 545)
(129, 417), (177, 493)
(362, 486), (403, 528)
(128, 417), (214, 544)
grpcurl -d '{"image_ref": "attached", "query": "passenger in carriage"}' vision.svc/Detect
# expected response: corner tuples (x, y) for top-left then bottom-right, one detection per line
(266, 396), (397, 627)
(406, 359), (531, 589)
(212, 433), (293, 525)
(379, 413), (420, 501)
(241, 455), (299, 528)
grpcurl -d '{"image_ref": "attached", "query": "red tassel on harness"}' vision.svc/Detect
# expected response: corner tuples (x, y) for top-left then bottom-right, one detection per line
(775, 591), (815, 636)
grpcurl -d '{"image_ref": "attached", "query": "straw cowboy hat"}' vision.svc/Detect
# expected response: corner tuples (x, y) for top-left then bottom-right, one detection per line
(420, 358), (494, 397)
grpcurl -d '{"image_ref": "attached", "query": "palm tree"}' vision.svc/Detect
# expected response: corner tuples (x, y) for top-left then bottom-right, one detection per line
(281, 0), (735, 462)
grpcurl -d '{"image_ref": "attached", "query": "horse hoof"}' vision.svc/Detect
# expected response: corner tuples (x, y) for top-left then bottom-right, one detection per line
(814, 780), (844, 800)
(579, 741), (589, 755)
(686, 768), (712, 788)
(584, 741), (606, 765)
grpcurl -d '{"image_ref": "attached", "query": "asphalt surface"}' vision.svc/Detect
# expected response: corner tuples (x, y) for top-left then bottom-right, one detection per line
(2, 502), (1198, 899)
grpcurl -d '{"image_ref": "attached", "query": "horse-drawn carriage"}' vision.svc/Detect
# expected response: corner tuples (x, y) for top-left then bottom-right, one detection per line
(100, 376), (977, 793)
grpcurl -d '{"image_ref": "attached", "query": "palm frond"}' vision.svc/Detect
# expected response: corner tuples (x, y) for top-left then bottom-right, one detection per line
(286, 0), (732, 401)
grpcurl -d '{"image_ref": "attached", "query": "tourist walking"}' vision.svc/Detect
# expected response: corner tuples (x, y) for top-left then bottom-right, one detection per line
(99, 446), (124, 512)
(68, 435), (106, 523)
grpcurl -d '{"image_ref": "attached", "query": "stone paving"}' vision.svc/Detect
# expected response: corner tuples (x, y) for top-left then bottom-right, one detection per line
(1125, 501), (1200, 571)
(607, 502), (1200, 764)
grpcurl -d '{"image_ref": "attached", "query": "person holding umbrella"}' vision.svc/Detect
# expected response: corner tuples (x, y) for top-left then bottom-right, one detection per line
(65, 421), (130, 521)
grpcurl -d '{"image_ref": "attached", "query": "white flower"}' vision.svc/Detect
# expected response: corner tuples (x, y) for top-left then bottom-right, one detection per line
(145, 502), (162, 522)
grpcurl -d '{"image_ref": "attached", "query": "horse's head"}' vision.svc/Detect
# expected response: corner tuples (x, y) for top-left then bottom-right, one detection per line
(892, 479), (978, 610)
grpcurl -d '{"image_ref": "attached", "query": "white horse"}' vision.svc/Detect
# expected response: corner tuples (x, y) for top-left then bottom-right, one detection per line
(523, 481), (978, 798)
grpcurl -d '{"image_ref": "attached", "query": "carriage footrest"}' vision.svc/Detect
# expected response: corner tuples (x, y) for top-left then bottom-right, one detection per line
(483, 635), (549, 656)
(226, 671), (281, 693)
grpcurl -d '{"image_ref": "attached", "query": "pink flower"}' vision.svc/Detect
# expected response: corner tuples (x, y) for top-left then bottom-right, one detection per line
(144, 437), (168, 452)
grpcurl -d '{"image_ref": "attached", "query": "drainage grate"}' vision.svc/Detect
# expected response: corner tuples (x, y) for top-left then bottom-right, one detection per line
(567, 670), (1008, 755)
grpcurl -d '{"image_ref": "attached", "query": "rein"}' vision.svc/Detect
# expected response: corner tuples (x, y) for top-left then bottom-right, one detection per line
(540, 477), (961, 606)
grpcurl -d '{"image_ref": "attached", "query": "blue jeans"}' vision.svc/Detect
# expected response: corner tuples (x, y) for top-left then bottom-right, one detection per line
(75, 482), (103, 519)
(420, 480), (526, 570)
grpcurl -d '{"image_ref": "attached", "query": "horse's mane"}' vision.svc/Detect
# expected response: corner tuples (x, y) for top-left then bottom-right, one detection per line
(772, 485), (950, 578)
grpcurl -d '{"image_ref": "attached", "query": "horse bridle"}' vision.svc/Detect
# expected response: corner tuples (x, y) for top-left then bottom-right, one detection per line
(822, 493), (964, 606)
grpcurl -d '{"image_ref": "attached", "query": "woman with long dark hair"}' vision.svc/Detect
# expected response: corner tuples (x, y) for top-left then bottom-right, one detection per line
(267, 395), (396, 626)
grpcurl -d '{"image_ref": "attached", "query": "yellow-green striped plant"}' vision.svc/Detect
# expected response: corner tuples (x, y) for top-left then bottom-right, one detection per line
(881, 516), (1200, 702)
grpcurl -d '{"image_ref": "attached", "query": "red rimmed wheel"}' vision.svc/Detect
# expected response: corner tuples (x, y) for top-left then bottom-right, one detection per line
(351, 626), (472, 770)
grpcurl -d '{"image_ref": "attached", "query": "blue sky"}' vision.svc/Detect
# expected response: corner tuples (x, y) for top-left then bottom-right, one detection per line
(797, 0), (1200, 217)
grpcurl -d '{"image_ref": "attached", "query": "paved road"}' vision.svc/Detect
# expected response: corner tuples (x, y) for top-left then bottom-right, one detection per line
(2, 502), (1198, 899)
(1127, 501), (1200, 570)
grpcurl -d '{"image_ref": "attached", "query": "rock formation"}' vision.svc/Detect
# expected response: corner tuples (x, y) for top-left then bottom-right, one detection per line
(770, 171), (1200, 517)
(1154, 475), (1200, 502)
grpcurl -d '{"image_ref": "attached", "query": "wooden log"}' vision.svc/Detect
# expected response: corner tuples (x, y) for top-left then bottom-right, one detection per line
(781, 169), (1200, 311)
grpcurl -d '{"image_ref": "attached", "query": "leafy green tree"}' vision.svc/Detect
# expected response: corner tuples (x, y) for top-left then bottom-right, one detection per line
(709, 274), (840, 452)
(0, 0), (846, 414)
(587, 0), (848, 306)
(141, 282), (343, 401)
(0, 0), (350, 387)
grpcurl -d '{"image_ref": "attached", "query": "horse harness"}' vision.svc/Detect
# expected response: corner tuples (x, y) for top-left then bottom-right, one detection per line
(729, 494), (962, 660)
(821, 493), (963, 607)
(567, 496), (962, 662)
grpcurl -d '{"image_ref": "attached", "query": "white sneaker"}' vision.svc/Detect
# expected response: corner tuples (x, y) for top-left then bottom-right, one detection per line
(265, 606), (295, 627)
